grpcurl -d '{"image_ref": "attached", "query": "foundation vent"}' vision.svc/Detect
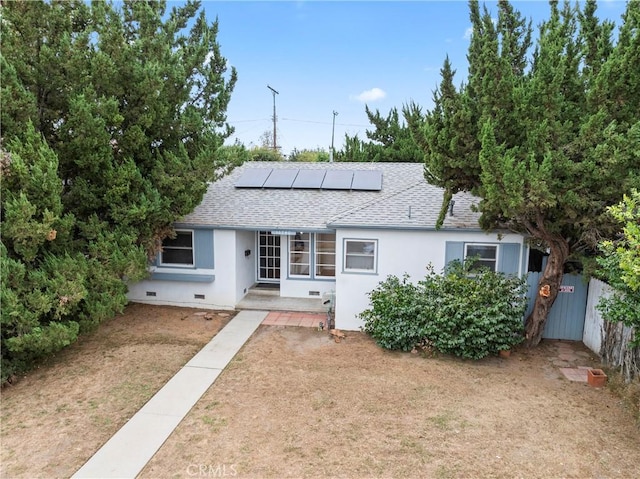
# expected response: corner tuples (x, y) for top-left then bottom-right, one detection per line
(146, 291), (156, 297)
(309, 291), (320, 296)
(194, 294), (205, 300)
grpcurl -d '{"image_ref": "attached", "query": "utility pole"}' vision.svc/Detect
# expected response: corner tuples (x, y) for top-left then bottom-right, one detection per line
(267, 85), (279, 151)
(330, 110), (338, 163)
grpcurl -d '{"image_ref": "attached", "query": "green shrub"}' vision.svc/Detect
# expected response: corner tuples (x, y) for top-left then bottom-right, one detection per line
(420, 261), (527, 359)
(360, 260), (528, 359)
(360, 274), (425, 351)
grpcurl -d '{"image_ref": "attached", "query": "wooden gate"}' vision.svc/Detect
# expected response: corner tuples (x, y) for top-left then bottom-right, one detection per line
(525, 272), (589, 341)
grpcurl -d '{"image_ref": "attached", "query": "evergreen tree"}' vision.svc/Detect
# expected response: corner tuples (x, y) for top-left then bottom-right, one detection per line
(363, 107), (424, 163)
(334, 134), (370, 162)
(2, 0), (236, 253)
(405, 57), (478, 225)
(408, 0), (640, 346)
(249, 146), (284, 162)
(337, 107), (423, 163)
(1, 0), (237, 381)
(288, 148), (330, 162)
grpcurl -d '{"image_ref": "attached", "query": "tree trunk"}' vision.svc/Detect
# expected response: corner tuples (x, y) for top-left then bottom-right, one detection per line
(524, 239), (570, 347)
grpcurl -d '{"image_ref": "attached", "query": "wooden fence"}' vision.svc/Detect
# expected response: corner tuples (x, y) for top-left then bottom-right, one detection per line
(583, 278), (638, 381)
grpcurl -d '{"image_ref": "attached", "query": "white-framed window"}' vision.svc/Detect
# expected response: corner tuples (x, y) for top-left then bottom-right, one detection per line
(344, 239), (377, 273)
(315, 233), (336, 278)
(288, 232), (336, 279)
(464, 243), (497, 272)
(289, 232), (311, 277)
(160, 230), (194, 266)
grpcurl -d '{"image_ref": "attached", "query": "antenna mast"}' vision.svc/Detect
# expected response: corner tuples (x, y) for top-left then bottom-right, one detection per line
(267, 85), (279, 151)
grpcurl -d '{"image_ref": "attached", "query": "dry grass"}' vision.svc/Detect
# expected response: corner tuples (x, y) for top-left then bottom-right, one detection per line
(141, 326), (640, 479)
(0, 304), (232, 479)
(2, 305), (639, 479)
(606, 370), (640, 425)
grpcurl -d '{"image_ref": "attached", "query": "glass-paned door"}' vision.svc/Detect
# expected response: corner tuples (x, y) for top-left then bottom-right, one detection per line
(258, 231), (281, 281)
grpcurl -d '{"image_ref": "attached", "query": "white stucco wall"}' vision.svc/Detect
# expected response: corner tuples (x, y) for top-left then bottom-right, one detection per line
(235, 230), (257, 302)
(127, 230), (240, 310)
(126, 278), (224, 309)
(334, 228), (526, 331)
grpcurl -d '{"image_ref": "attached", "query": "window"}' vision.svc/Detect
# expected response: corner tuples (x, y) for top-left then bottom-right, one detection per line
(160, 230), (194, 266)
(287, 232), (336, 279)
(315, 233), (336, 277)
(344, 239), (377, 272)
(464, 244), (497, 272)
(289, 233), (310, 276)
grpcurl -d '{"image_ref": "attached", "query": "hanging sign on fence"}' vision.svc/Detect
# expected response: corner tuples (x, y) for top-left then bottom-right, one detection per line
(559, 285), (575, 293)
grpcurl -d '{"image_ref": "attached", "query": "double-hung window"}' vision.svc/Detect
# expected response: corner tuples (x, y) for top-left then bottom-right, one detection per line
(464, 243), (497, 272)
(344, 239), (377, 272)
(160, 230), (194, 266)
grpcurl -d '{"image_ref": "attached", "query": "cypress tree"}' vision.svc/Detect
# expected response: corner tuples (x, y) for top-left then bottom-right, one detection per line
(409, 0), (640, 346)
(1, 0), (237, 380)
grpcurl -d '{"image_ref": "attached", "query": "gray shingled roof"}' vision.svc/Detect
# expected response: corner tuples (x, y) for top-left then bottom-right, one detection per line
(179, 161), (482, 231)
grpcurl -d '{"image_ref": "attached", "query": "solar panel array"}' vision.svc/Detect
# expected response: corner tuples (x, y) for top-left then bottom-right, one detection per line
(235, 168), (382, 191)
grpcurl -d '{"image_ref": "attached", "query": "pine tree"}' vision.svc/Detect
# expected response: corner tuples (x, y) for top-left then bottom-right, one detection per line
(408, 0), (640, 346)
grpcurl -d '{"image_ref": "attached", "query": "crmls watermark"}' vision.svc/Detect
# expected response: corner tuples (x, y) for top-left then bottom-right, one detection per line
(186, 464), (238, 477)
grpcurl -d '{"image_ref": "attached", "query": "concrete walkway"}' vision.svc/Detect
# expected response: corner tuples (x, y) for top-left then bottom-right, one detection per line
(72, 310), (268, 479)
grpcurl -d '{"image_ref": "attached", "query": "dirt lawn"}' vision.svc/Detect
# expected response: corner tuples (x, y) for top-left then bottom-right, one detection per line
(1, 304), (233, 479)
(3, 305), (640, 479)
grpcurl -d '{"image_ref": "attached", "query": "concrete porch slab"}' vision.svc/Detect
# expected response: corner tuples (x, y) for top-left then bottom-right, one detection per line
(237, 292), (326, 313)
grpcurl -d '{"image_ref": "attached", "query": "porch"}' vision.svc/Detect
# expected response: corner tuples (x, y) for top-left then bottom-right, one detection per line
(236, 285), (327, 314)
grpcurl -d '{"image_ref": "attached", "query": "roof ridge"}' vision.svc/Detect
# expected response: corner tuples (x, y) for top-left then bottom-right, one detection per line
(327, 178), (429, 225)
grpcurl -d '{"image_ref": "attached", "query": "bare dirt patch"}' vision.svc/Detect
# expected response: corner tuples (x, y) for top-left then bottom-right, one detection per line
(141, 326), (640, 479)
(1, 304), (233, 479)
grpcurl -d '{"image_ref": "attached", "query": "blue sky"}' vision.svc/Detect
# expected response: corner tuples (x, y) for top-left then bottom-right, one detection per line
(192, 0), (629, 155)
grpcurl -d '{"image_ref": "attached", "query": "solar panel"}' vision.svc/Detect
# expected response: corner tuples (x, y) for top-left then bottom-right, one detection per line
(235, 168), (272, 188)
(292, 169), (326, 189)
(263, 169), (299, 188)
(234, 167), (383, 191)
(352, 170), (382, 191)
(322, 170), (354, 190)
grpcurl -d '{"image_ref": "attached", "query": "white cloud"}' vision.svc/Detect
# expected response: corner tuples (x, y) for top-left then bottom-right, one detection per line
(463, 17), (496, 40)
(351, 87), (387, 103)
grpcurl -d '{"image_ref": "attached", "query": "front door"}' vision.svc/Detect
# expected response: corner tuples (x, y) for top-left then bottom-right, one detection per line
(258, 231), (280, 282)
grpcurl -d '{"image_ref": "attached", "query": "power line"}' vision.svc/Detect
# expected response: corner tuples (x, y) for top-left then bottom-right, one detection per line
(280, 117), (370, 128)
(228, 118), (270, 123)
